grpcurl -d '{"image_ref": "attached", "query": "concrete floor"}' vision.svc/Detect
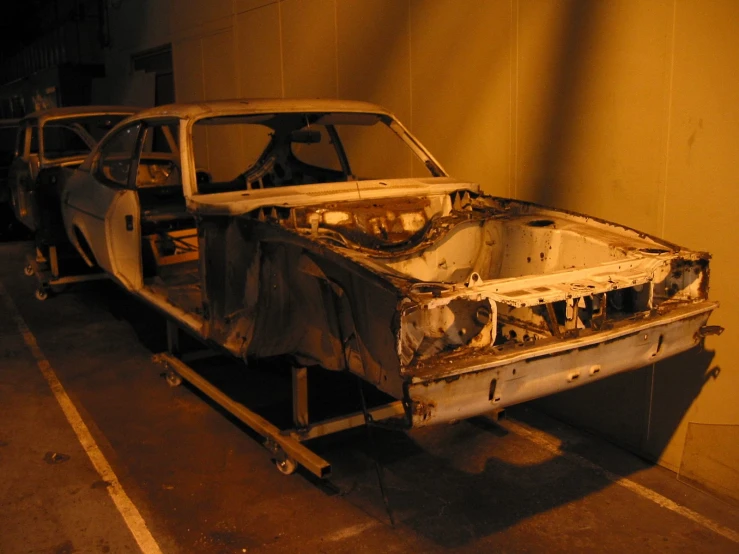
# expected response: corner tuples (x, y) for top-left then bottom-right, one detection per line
(1, 239), (738, 554)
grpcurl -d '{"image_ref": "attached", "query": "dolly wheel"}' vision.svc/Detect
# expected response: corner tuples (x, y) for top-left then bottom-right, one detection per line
(165, 370), (183, 387)
(275, 456), (297, 475)
(35, 288), (49, 301)
(24, 264), (35, 277)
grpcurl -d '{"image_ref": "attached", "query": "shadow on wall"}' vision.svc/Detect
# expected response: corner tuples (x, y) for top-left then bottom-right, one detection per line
(533, 349), (719, 464)
(521, 0), (726, 475)
(335, 1), (412, 113)
(519, 0), (732, 511)
(525, 0), (603, 208)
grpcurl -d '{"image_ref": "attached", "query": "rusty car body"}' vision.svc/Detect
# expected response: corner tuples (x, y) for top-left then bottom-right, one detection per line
(61, 99), (720, 428)
(9, 106), (139, 246)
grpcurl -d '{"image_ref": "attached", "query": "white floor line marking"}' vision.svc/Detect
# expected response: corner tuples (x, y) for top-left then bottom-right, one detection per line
(501, 418), (739, 545)
(0, 282), (163, 554)
(324, 521), (378, 542)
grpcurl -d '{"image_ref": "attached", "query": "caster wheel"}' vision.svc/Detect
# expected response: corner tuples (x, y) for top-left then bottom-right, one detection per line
(35, 288), (49, 301)
(165, 370), (183, 387)
(275, 456), (297, 475)
(24, 264), (35, 277)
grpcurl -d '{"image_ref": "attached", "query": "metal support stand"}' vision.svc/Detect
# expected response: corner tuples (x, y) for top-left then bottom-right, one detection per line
(154, 321), (407, 479)
(292, 367), (309, 429)
(24, 244), (107, 301)
(166, 319), (181, 356)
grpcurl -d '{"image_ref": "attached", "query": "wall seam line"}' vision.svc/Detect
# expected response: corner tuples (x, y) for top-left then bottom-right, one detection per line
(199, 38), (210, 165)
(513, 0), (519, 199)
(660, 0), (678, 239)
(233, 0), (280, 17)
(334, 0), (339, 98)
(509, 0), (514, 197)
(232, 0), (241, 97)
(278, 0), (285, 98)
(408, 0), (413, 135)
(645, 364), (655, 446)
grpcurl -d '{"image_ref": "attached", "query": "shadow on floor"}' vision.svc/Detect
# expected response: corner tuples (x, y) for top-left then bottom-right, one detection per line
(64, 274), (722, 547)
(0, 204), (32, 242)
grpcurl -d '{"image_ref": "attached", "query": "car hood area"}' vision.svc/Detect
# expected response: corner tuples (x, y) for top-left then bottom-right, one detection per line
(194, 183), (717, 415)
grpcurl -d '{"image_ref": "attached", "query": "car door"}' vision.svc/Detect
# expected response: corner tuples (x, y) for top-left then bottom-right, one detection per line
(9, 121), (40, 230)
(65, 122), (144, 290)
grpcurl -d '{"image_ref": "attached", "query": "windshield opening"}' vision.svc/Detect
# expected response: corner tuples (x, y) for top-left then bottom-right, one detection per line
(191, 112), (438, 194)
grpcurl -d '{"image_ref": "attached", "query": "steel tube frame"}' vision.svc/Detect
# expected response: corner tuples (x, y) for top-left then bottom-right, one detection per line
(155, 321), (407, 478)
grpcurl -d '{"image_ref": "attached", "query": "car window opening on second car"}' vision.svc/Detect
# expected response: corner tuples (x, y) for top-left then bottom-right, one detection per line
(43, 114), (131, 161)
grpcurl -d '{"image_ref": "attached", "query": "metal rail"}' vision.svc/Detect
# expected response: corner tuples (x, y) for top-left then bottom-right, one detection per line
(155, 321), (408, 478)
(153, 352), (332, 478)
(25, 246), (107, 300)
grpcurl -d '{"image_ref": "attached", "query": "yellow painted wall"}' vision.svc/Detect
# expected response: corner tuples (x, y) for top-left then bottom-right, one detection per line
(108, 0), (738, 498)
(659, 0), (739, 484)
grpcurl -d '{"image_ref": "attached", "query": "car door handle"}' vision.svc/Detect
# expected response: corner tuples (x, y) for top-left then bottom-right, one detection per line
(125, 214), (134, 231)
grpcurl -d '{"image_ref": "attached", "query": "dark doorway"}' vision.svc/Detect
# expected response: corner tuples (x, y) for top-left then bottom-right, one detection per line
(132, 44), (175, 106)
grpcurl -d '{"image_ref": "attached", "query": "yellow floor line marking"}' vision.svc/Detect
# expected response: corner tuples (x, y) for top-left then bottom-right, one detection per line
(324, 521), (378, 542)
(501, 418), (739, 545)
(0, 282), (163, 554)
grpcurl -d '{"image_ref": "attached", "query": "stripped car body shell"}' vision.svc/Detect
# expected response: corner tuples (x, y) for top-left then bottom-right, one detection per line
(61, 99), (721, 429)
(199, 189), (718, 427)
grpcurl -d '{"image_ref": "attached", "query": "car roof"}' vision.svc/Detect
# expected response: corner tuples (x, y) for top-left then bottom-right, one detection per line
(21, 105), (141, 124)
(131, 98), (394, 121)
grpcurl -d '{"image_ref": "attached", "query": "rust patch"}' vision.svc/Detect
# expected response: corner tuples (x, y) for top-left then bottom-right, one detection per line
(412, 400), (436, 421)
